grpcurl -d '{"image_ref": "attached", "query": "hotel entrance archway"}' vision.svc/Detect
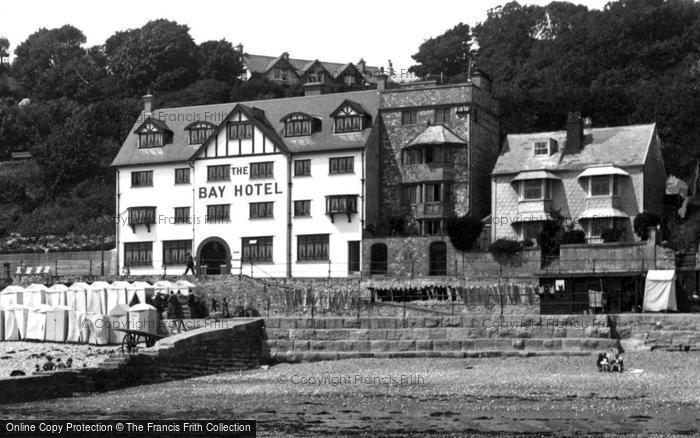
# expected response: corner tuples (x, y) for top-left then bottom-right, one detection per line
(197, 237), (231, 275)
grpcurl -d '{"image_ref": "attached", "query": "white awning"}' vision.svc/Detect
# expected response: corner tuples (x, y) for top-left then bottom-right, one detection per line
(579, 207), (629, 219)
(577, 165), (630, 179)
(511, 170), (561, 182)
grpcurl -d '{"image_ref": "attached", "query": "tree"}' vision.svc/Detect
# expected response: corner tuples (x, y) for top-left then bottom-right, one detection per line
(633, 212), (662, 241)
(11, 25), (105, 101)
(104, 19), (198, 94)
(197, 40), (245, 84)
(445, 215), (484, 251)
(409, 23), (474, 78)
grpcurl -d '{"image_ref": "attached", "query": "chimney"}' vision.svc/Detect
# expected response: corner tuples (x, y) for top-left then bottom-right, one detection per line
(282, 51), (289, 60)
(566, 112), (584, 153)
(303, 82), (323, 96)
(470, 70), (492, 92)
(143, 93), (154, 116)
(376, 73), (388, 91)
(236, 43), (244, 53)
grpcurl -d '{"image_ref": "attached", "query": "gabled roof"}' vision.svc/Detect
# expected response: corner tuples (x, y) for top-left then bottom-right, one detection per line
(243, 53), (383, 83)
(330, 99), (369, 118)
(405, 125), (467, 148)
(493, 124), (657, 175)
(184, 120), (216, 130)
(111, 89), (381, 167)
(134, 117), (172, 133)
(279, 111), (321, 122)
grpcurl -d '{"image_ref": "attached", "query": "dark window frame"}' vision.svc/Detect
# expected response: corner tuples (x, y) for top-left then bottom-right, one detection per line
(294, 159), (311, 176)
(162, 240), (192, 265)
(401, 110), (417, 126)
(297, 234), (329, 261)
(207, 165), (230, 182)
(242, 236), (273, 263)
(294, 200), (311, 217)
(174, 168), (190, 184)
(131, 171), (153, 187)
(124, 241), (153, 267)
(250, 161), (274, 179)
(329, 156), (354, 174)
(249, 201), (274, 219)
(228, 122), (253, 140)
(174, 207), (191, 224)
(206, 204), (231, 223)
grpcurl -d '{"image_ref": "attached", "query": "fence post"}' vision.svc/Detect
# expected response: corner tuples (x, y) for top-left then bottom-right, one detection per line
(328, 260), (331, 281)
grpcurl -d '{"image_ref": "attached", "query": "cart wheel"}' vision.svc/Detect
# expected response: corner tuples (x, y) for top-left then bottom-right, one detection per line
(145, 336), (156, 347)
(121, 333), (138, 354)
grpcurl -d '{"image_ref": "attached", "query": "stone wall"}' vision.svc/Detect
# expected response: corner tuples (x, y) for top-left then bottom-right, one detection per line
(362, 235), (541, 278)
(0, 249), (118, 277)
(0, 318), (265, 404)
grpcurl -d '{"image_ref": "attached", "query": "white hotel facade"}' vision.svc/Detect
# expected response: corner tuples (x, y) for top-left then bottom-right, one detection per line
(112, 88), (376, 277)
(112, 76), (500, 278)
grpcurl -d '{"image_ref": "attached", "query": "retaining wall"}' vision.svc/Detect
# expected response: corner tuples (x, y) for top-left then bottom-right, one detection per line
(0, 318), (264, 404)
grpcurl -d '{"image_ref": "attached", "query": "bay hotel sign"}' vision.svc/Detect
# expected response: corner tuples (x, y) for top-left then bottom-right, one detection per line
(198, 165), (283, 199)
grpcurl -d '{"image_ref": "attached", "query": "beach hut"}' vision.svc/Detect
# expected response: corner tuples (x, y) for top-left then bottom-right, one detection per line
(46, 306), (69, 343)
(47, 284), (68, 307)
(174, 279), (196, 295)
(78, 313), (90, 343)
(644, 270), (678, 312)
(107, 281), (130, 314)
(153, 280), (174, 296)
(26, 304), (53, 341)
(108, 304), (130, 344)
(23, 284), (48, 308)
(129, 281), (154, 305)
(65, 308), (82, 343)
(66, 282), (89, 313)
(3, 308), (19, 341)
(0, 285), (24, 307)
(86, 313), (110, 345)
(6, 304), (30, 339)
(87, 281), (110, 314)
(128, 303), (159, 335)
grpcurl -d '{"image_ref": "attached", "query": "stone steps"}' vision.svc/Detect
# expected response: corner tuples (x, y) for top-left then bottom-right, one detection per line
(270, 350), (593, 363)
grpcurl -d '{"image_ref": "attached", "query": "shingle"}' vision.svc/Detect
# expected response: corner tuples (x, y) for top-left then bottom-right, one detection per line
(492, 124), (656, 175)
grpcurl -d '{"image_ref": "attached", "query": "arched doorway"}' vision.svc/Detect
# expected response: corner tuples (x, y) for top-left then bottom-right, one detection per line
(429, 241), (447, 276)
(196, 237), (231, 275)
(370, 243), (388, 275)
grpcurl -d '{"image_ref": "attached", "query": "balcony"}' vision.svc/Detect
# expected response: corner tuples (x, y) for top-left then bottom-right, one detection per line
(415, 202), (449, 219)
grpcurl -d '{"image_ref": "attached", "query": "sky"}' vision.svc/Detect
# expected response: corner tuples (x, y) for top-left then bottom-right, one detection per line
(0, 0), (611, 74)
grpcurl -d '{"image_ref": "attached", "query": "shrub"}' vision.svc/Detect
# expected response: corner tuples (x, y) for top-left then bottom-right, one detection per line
(537, 220), (563, 256)
(560, 229), (586, 244)
(489, 238), (522, 266)
(445, 215), (484, 251)
(633, 212), (661, 240)
(601, 228), (623, 243)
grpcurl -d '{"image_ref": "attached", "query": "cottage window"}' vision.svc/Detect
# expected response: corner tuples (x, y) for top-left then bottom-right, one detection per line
(124, 242), (152, 267)
(521, 180), (551, 201)
(174, 168), (190, 184)
(250, 161), (274, 179)
(242, 236), (273, 262)
(421, 220), (443, 236)
(534, 142), (549, 155)
(294, 159), (311, 176)
(127, 207), (156, 232)
(228, 123), (253, 140)
(163, 240), (192, 265)
(297, 234), (329, 261)
(434, 107), (451, 123)
(249, 202), (274, 219)
(590, 175), (611, 196)
(187, 122), (215, 144)
(283, 113), (319, 137)
(401, 110), (417, 126)
(174, 207), (191, 224)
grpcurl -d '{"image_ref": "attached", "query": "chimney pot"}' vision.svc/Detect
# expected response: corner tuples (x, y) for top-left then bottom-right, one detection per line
(376, 73), (388, 91)
(566, 112), (584, 153)
(143, 93), (154, 116)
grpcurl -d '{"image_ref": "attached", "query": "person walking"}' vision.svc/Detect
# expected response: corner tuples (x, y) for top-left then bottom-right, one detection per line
(184, 253), (196, 276)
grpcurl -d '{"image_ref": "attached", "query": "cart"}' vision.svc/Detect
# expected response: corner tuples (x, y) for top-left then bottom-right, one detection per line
(113, 328), (164, 353)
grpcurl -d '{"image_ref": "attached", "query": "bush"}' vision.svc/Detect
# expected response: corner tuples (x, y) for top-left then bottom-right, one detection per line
(537, 220), (563, 256)
(445, 215), (484, 251)
(561, 229), (586, 244)
(489, 238), (522, 266)
(601, 228), (623, 243)
(0, 232), (115, 254)
(633, 212), (661, 240)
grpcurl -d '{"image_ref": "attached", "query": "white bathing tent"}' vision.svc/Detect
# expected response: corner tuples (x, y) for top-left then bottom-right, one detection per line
(153, 280), (174, 296)
(0, 310), (4, 340)
(129, 281), (154, 305)
(87, 281), (110, 314)
(64, 307), (82, 343)
(23, 284), (48, 308)
(643, 270), (678, 312)
(85, 313), (110, 345)
(173, 279), (196, 295)
(6, 304), (30, 339)
(46, 306), (69, 343)
(3, 308), (19, 340)
(108, 304), (130, 344)
(66, 282), (89, 313)
(0, 285), (24, 307)
(129, 303), (159, 335)
(47, 284), (68, 307)
(25, 304), (53, 341)
(107, 281), (130, 314)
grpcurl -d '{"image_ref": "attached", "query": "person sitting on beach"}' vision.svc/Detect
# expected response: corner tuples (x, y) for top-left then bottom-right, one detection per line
(55, 358), (66, 369)
(66, 358), (73, 368)
(34, 364), (40, 373)
(42, 356), (55, 371)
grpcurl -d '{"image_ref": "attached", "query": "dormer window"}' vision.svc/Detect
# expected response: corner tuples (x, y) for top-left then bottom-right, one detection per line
(282, 113), (321, 137)
(186, 121), (216, 145)
(308, 70), (325, 83)
(135, 119), (171, 149)
(534, 139), (558, 156)
(331, 100), (370, 134)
